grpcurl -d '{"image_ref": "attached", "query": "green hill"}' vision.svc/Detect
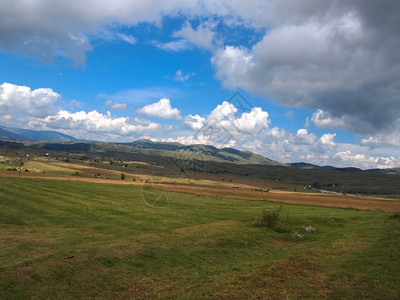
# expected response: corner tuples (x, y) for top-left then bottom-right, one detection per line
(124, 139), (282, 166)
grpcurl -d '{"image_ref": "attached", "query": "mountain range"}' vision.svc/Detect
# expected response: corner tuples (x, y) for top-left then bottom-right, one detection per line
(1, 125), (399, 174)
(0, 126), (78, 142)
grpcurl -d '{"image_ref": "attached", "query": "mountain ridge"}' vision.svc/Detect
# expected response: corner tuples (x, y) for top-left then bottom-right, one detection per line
(0, 126), (79, 142)
(0, 127), (398, 173)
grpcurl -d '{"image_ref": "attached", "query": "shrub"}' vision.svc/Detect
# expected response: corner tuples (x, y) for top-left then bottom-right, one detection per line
(389, 212), (400, 219)
(121, 173), (125, 180)
(258, 207), (281, 230)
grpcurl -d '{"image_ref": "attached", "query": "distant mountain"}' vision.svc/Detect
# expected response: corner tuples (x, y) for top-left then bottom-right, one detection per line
(366, 168), (400, 175)
(288, 162), (335, 170)
(0, 126), (79, 142)
(130, 139), (182, 151)
(122, 139), (283, 166)
(0, 126), (27, 141)
(289, 162), (364, 172)
(1, 130), (398, 172)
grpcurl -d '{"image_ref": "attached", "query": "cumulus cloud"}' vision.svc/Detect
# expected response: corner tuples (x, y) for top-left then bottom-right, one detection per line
(294, 129), (317, 145)
(211, 0), (400, 135)
(180, 101), (272, 150)
(0, 82), (164, 141)
(35, 110), (160, 139)
(0, 0), (274, 63)
(173, 21), (216, 50)
(3, 1), (400, 138)
(212, 46), (253, 86)
(0, 0), (277, 64)
(202, 101), (270, 136)
(312, 133), (337, 154)
(361, 132), (400, 149)
(158, 134), (236, 149)
(0, 0), (192, 63)
(207, 101), (236, 125)
(137, 98), (181, 119)
(333, 151), (399, 170)
(184, 114), (205, 131)
(311, 109), (347, 130)
(105, 100), (127, 111)
(233, 107), (270, 134)
(0, 82), (60, 126)
(5, 1), (399, 139)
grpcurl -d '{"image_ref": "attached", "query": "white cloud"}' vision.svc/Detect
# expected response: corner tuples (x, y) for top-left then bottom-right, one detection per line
(0, 0), (273, 63)
(35, 110), (160, 139)
(2, 0), (400, 143)
(233, 107), (270, 134)
(117, 33), (137, 45)
(105, 100), (127, 111)
(184, 114), (205, 131)
(312, 133), (336, 154)
(4, 1), (399, 144)
(361, 132), (400, 149)
(0, 82), (60, 126)
(180, 101), (272, 152)
(137, 98), (181, 119)
(106, 87), (182, 105)
(294, 129), (317, 145)
(173, 69), (195, 82)
(207, 101), (237, 125)
(333, 151), (399, 169)
(211, 46), (253, 87)
(151, 39), (191, 52)
(311, 109), (348, 130)
(157, 135), (236, 149)
(320, 133), (336, 146)
(94, 28), (137, 45)
(211, 1), (400, 135)
(200, 101), (270, 137)
(0, 0), (191, 63)
(173, 21), (216, 50)
(112, 103), (127, 111)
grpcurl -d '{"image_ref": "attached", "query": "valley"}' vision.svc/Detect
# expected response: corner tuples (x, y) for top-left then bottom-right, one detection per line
(1, 140), (400, 299)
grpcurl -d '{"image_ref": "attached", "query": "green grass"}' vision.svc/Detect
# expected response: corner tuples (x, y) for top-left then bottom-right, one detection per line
(0, 177), (399, 299)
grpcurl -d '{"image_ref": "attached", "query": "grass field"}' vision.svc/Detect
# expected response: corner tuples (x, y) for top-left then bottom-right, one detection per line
(1, 177), (399, 299)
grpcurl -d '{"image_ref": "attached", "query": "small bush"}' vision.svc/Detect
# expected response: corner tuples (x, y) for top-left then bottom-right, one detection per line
(389, 212), (400, 219)
(258, 207), (281, 230)
(121, 173), (125, 180)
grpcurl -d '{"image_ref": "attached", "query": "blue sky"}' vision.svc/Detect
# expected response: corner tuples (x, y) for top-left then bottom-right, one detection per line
(1, 0), (400, 169)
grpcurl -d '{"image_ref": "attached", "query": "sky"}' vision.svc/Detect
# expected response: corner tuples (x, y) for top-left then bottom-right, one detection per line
(1, 0), (400, 169)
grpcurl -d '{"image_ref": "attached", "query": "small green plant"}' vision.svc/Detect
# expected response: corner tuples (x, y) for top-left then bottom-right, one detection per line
(258, 207), (281, 230)
(389, 212), (400, 219)
(121, 173), (125, 180)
